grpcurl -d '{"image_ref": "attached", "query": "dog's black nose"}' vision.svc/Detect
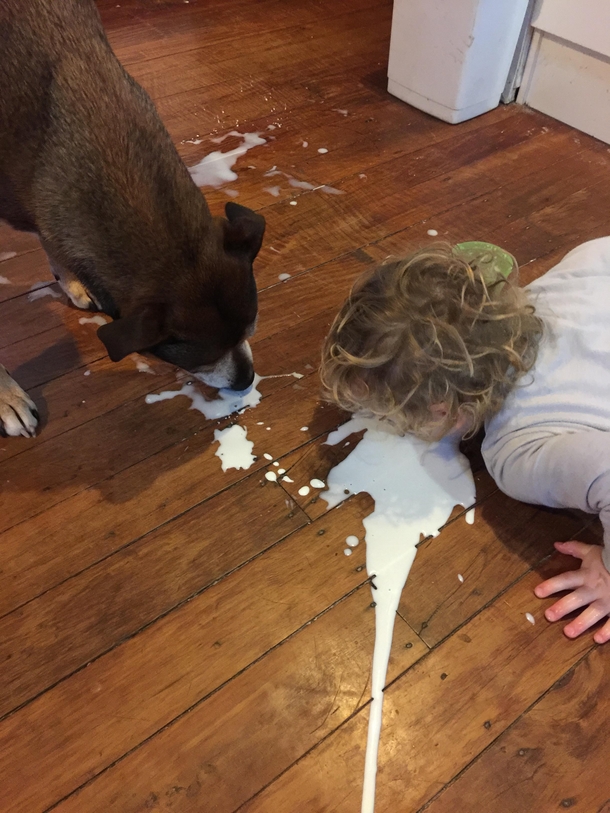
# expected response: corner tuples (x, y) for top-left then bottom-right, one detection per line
(231, 367), (255, 393)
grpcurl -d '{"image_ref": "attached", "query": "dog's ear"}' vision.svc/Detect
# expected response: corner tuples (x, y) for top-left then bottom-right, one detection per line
(97, 304), (167, 362)
(224, 202), (266, 262)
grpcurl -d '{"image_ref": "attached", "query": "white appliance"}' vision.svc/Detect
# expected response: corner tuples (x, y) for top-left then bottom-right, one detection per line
(388, 0), (532, 124)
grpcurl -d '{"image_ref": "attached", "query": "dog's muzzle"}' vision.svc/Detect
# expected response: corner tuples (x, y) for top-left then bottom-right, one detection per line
(194, 341), (254, 391)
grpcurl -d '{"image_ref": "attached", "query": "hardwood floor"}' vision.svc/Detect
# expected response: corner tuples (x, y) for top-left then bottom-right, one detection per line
(1, 1), (609, 811)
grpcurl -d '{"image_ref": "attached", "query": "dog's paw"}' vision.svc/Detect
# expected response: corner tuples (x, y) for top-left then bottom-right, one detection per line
(0, 367), (39, 438)
(60, 278), (97, 311)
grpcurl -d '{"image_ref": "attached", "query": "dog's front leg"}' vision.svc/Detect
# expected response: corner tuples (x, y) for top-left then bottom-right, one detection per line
(0, 365), (39, 437)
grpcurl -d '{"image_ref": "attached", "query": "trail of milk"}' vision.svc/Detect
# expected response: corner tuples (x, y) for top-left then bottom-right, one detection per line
(263, 167), (344, 196)
(321, 417), (475, 813)
(188, 132), (266, 188)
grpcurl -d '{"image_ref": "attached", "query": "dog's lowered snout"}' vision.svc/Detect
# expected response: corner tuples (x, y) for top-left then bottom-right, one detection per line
(194, 340), (255, 392)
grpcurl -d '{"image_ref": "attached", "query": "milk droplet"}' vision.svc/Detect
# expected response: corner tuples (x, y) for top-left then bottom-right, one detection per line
(346, 535), (360, 547)
(318, 148), (328, 154)
(289, 200), (297, 206)
(278, 468), (286, 475)
(263, 453), (273, 460)
(278, 273), (291, 281)
(427, 229), (438, 236)
(310, 478), (325, 489)
(457, 573), (464, 583)
(273, 461), (279, 467)
(344, 548), (353, 556)
(298, 486), (310, 496)
(265, 471), (278, 482)
(282, 475), (294, 483)
(525, 612), (535, 625)
(300, 426), (309, 432)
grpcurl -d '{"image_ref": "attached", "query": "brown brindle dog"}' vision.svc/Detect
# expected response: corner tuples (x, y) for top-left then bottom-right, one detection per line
(0, 0), (265, 437)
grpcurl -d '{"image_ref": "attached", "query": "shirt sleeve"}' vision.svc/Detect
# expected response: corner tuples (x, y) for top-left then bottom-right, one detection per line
(484, 430), (610, 570)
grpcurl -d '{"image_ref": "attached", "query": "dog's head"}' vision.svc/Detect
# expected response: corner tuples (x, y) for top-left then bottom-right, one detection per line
(97, 202), (265, 391)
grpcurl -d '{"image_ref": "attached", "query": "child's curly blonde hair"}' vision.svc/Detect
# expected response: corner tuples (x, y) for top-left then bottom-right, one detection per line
(320, 243), (543, 440)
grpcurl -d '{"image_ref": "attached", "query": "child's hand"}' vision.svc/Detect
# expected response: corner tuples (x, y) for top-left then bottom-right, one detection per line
(535, 541), (610, 644)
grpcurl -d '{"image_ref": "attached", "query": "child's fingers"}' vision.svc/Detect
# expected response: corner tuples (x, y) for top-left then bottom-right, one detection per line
(563, 604), (608, 639)
(554, 540), (592, 560)
(544, 589), (593, 622)
(593, 619), (610, 645)
(534, 570), (584, 599)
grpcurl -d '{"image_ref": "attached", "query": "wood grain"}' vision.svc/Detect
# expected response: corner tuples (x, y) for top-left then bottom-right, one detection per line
(1, 1), (608, 811)
(239, 561), (594, 813)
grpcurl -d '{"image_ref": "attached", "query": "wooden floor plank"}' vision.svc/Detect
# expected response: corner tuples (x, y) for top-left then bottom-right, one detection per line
(0, 497), (371, 813)
(423, 645), (610, 813)
(2, 1), (610, 810)
(238, 558), (594, 813)
(48, 593), (424, 813)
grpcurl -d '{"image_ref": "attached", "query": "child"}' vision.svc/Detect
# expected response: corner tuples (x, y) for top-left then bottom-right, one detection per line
(321, 240), (610, 644)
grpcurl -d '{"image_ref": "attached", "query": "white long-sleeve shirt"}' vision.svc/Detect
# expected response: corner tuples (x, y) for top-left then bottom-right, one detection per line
(482, 237), (610, 569)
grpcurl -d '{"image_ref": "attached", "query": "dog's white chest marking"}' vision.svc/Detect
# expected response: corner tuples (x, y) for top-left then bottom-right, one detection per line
(320, 417), (475, 813)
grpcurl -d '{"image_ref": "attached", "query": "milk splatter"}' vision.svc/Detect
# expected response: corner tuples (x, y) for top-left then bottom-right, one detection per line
(457, 573), (464, 583)
(265, 471), (278, 482)
(0, 276), (9, 285)
(27, 282), (61, 302)
(318, 148), (328, 154)
(145, 374), (262, 421)
(346, 535), (360, 548)
(0, 251), (17, 262)
(134, 357), (154, 374)
(525, 612), (535, 625)
(188, 132), (266, 188)
(302, 141), (308, 147)
(333, 108), (348, 116)
(264, 186), (281, 197)
(214, 424), (255, 472)
(321, 416), (475, 813)
(310, 478), (325, 489)
(298, 486), (310, 496)
(427, 229), (439, 237)
(278, 273), (291, 282)
(263, 167), (344, 196)
(344, 548), (353, 556)
(79, 315), (108, 326)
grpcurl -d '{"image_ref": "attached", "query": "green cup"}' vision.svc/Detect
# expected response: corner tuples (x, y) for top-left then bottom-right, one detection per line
(455, 241), (516, 282)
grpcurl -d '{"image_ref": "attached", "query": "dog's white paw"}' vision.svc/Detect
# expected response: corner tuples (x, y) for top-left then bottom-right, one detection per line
(0, 366), (39, 438)
(60, 277), (95, 310)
